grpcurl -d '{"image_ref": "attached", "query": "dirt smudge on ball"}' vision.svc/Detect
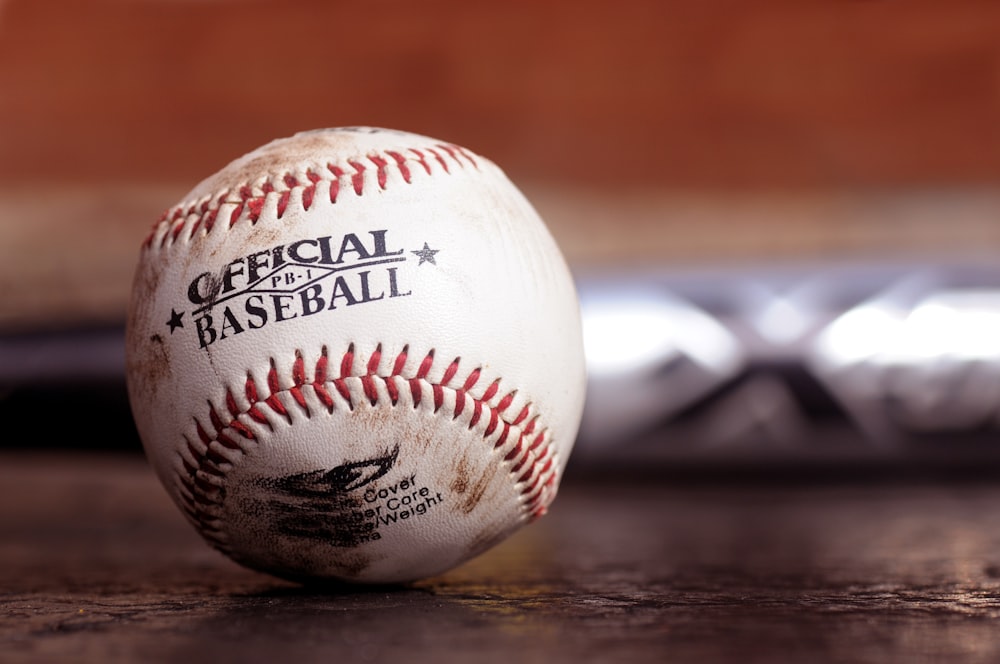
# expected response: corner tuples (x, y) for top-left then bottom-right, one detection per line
(125, 327), (172, 405)
(450, 456), (471, 495)
(460, 468), (492, 515)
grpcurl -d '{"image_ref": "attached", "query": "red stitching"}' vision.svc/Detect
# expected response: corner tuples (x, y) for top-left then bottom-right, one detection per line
(409, 149), (432, 176)
(326, 164), (343, 204)
(427, 147), (449, 173)
(175, 344), (556, 552)
(347, 159), (366, 195)
(143, 142), (479, 250)
(385, 151), (411, 183)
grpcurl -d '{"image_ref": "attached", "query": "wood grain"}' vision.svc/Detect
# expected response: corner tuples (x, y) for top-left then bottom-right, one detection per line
(5, 452), (1000, 663)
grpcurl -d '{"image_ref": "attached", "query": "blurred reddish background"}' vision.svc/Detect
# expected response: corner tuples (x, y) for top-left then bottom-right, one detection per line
(0, 0), (998, 330)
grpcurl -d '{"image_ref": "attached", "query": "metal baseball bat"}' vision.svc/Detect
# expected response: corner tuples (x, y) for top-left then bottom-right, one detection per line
(5, 257), (1000, 470)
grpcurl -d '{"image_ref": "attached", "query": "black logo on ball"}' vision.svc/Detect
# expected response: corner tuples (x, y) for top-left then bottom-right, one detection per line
(166, 229), (438, 348)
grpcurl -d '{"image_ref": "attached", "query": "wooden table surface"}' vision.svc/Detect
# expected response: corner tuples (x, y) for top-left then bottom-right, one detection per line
(5, 450), (1000, 663)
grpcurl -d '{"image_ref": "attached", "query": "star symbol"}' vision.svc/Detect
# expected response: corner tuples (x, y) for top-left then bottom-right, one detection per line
(167, 309), (185, 333)
(411, 242), (439, 266)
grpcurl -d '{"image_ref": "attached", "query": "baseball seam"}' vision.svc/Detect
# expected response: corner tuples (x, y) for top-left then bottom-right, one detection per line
(174, 343), (559, 553)
(144, 142), (479, 250)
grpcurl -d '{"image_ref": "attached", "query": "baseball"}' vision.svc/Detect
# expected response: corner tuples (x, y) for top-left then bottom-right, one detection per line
(125, 127), (586, 584)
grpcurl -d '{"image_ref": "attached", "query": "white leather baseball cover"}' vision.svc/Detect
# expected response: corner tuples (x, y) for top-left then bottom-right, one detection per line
(125, 127), (586, 584)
